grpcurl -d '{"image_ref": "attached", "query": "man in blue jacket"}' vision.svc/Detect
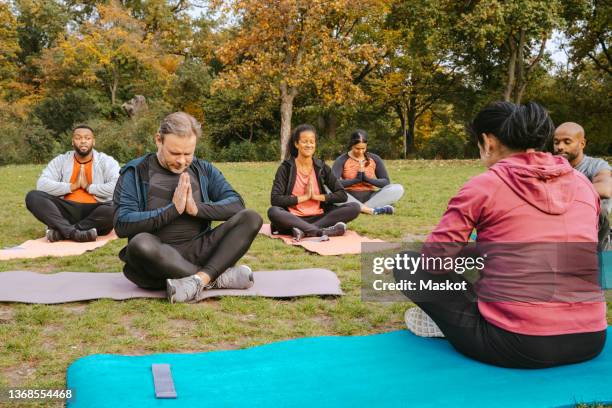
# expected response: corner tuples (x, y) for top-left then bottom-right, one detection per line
(113, 112), (262, 303)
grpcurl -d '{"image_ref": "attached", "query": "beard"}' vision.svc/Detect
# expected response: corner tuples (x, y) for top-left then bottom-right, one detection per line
(73, 143), (93, 157)
(558, 151), (578, 163)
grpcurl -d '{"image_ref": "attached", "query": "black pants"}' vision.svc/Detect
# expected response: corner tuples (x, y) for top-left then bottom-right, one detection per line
(267, 203), (361, 236)
(25, 190), (114, 238)
(394, 251), (606, 368)
(598, 211), (611, 251)
(121, 209), (262, 290)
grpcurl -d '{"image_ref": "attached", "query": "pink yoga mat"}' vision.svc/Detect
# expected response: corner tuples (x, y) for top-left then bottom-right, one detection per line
(0, 269), (342, 304)
(0, 231), (118, 260)
(259, 224), (385, 255)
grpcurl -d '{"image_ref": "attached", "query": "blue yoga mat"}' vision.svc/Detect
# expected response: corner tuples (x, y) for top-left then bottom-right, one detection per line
(67, 328), (612, 408)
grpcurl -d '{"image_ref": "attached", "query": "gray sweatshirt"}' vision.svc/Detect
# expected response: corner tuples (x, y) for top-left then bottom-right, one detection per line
(36, 150), (120, 203)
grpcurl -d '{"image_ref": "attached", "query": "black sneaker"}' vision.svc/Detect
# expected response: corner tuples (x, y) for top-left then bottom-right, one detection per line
(292, 227), (305, 242)
(320, 222), (347, 237)
(70, 228), (98, 242)
(45, 228), (63, 243)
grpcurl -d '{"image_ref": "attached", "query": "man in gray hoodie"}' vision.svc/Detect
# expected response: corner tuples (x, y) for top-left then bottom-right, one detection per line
(25, 125), (120, 242)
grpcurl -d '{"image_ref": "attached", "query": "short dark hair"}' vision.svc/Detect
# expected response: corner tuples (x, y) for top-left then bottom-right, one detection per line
(72, 124), (95, 135)
(286, 124), (317, 159)
(467, 101), (554, 151)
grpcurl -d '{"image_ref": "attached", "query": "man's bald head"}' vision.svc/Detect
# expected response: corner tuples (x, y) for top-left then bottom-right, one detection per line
(555, 122), (585, 140)
(553, 122), (586, 167)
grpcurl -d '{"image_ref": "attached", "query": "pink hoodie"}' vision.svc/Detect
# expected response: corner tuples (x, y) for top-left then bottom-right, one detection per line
(427, 152), (606, 335)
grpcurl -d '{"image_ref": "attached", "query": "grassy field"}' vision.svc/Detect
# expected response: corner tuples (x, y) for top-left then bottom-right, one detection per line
(0, 160), (610, 408)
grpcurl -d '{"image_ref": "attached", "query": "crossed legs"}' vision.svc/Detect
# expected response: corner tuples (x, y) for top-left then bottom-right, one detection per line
(25, 190), (113, 239)
(122, 209), (262, 289)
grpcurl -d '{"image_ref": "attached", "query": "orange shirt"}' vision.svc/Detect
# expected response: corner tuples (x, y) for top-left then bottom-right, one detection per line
(342, 156), (377, 191)
(288, 168), (324, 217)
(64, 157), (97, 203)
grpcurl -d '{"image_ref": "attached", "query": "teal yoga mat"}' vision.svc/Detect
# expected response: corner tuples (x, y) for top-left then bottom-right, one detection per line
(66, 328), (612, 408)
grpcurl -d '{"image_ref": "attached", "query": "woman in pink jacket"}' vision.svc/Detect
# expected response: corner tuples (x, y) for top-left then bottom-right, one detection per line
(395, 101), (606, 368)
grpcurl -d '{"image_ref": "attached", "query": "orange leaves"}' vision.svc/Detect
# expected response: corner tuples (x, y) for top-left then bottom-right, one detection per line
(37, 0), (171, 104)
(213, 0), (383, 105)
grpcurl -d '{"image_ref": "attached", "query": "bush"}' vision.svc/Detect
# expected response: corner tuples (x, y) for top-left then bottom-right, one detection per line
(419, 122), (469, 159)
(33, 89), (105, 136)
(0, 113), (59, 165)
(90, 101), (172, 163)
(214, 139), (280, 162)
(25, 120), (60, 163)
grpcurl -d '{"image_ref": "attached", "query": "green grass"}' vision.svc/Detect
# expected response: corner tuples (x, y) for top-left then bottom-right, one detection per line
(0, 160), (610, 408)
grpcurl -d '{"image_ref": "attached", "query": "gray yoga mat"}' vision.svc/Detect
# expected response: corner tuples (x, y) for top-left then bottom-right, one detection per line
(0, 269), (342, 304)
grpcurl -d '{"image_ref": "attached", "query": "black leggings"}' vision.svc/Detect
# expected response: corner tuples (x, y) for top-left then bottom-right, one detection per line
(394, 251), (606, 368)
(599, 210), (610, 251)
(121, 209), (262, 290)
(267, 203), (361, 236)
(25, 190), (114, 238)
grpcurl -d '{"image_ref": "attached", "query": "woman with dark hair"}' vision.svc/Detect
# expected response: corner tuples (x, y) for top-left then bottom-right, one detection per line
(268, 124), (361, 241)
(332, 130), (404, 215)
(395, 101), (606, 368)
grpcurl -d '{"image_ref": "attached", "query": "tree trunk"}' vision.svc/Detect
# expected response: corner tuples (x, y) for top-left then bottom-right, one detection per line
(280, 83), (297, 161)
(404, 95), (418, 157)
(512, 29), (526, 104)
(323, 110), (337, 140)
(504, 36), (517, 102)
(110, 69), (119, 106)
(395, 104), (408, 159)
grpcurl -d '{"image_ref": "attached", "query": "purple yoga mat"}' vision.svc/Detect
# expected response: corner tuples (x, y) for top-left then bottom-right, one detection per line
(0, 269), (343, 304)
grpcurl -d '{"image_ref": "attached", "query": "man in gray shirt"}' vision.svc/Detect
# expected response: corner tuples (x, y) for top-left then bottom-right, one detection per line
(25, 125), (120, 242)
(554, 122), (611, 249)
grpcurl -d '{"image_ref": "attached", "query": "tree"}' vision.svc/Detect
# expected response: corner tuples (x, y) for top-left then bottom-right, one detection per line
(444, 0), (561, 103)
(38, 1), (173, 106)
(0, 2), (21, 100)
(368, 0), (461, 156)
(562, 0), (612, 77)
(14, 0), (69, 63)
(212, 0), (385, 160)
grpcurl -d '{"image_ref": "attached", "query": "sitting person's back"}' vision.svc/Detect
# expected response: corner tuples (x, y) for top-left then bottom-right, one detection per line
(396, 101), (606, 369)
(428, 151), (605, 335)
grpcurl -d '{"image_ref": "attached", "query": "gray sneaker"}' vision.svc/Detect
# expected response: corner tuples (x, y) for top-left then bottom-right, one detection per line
(166, 275), (203, 304)
(320, 222), (347, 237)
(404, 307), (445, 338)
(211, 265), (254, 289)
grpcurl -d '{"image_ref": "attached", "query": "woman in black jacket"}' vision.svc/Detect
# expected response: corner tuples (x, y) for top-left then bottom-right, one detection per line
(268, 124), (361, 241)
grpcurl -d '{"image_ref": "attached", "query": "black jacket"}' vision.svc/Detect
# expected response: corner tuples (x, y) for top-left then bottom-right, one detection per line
(331, 152), (390, 189)
(270, 157), (347, 211)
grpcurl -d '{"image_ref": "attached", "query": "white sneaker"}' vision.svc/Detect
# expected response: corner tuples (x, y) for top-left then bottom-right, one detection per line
(404, 307), (445, 338)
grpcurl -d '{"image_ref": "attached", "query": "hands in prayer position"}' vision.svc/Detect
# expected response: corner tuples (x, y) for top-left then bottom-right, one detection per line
(297, 178), (324, 203)
(173, 172), (198, 216)
(70, 163), (89, 192)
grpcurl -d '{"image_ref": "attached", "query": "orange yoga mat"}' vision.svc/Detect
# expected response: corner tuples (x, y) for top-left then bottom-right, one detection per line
(0, 231), (118, 260)
(259, 224), (385, 256)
